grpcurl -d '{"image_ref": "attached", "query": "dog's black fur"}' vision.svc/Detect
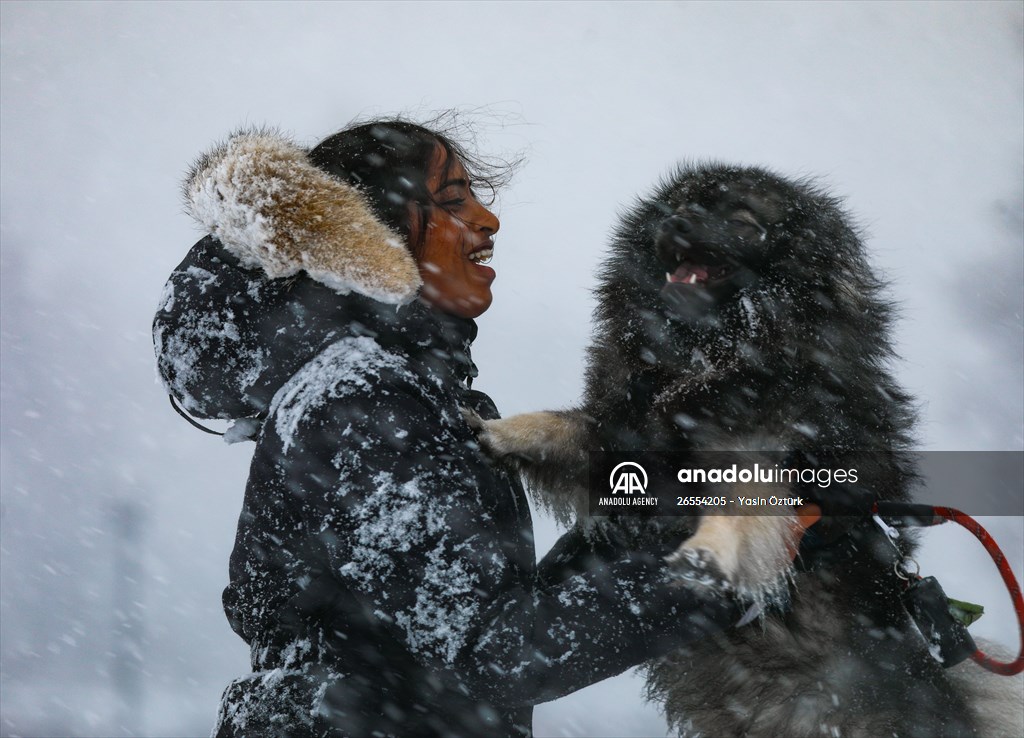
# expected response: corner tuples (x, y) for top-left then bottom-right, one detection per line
(590, 164), (917, 532)
(478, 164), (1020, 736)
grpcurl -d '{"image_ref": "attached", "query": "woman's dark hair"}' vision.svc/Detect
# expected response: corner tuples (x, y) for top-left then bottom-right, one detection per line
(308, 115), (515, 259)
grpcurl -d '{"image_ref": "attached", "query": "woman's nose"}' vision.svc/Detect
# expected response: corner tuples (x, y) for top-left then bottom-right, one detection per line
(471, 201), (499, 235)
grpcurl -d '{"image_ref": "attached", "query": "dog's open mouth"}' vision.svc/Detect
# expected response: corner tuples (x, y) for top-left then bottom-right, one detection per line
(665, 260), (733, 286)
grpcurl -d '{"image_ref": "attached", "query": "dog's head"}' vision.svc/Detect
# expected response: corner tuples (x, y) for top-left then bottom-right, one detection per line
(655, 173), (784, 324)
(598, 163), (885, 374)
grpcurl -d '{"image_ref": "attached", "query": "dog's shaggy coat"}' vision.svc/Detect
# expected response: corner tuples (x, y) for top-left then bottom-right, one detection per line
(477, 164), (1023, 736)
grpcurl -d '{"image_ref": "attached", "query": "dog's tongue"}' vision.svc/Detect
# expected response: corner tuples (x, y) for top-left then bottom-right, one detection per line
(667, 262), (709, 285)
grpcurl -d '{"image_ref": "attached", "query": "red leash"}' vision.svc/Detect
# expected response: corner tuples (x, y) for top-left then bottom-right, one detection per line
(873, 502), (1024, 676)
(932, 507), (1024, 675)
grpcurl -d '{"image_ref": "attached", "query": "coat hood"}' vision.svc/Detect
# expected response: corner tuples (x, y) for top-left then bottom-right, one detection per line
(183, 128), (421, 304)
(154, 130), (471, 426)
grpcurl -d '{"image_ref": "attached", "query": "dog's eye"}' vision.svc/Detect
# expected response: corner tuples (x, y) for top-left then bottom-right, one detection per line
(729, 218), (762, 230)
(728, 213), (767, 242)
(728, 212), (765, 231)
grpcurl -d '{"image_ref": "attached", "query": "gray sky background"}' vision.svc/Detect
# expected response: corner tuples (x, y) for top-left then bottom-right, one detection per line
(1, 2), (1022, 736)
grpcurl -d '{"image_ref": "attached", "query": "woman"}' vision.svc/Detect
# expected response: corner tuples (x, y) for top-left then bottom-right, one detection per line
(154, 119), (743, 737)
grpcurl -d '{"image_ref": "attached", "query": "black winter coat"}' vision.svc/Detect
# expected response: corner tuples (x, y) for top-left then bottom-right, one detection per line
(156, 131), (738, 738)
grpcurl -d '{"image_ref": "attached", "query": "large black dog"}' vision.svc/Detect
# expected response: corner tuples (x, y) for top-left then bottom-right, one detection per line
(474, 164), (1021, 736)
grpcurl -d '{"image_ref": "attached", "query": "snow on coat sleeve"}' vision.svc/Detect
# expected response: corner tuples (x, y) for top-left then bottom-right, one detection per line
(248, 335), (738, 708)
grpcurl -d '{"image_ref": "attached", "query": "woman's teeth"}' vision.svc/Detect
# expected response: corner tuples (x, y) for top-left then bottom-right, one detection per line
(469, 248), (493, 264)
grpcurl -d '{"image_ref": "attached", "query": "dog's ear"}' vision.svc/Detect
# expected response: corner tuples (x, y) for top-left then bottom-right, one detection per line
(781, 228), (834, 274)
(791, 228), (820, 251)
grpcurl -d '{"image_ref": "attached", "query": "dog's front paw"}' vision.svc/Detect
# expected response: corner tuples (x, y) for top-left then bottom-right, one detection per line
(667, 514), (797, 604)
(462, 410), (578, 464)
(664, 545), (734, 594)
(460, 407), (486, 434)
(461, 410), (518, 460)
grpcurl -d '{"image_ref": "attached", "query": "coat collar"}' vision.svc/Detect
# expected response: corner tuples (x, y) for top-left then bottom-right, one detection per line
(364, 298), (480, 389)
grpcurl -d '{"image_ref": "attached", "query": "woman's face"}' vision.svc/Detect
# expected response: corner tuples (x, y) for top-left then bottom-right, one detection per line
(414, 145), (500, 319)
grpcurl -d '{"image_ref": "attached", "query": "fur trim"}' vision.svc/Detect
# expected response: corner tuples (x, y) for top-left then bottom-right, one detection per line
(184, 128), (422, 304)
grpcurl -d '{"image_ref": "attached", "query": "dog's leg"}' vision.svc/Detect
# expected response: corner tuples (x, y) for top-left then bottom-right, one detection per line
(465, 410), (593, 522)
(666, 487), (803, 604)
(465, 411), (587, 463)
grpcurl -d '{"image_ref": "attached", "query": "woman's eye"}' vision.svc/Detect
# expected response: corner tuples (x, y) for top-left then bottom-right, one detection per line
(440, 198), (467, 209)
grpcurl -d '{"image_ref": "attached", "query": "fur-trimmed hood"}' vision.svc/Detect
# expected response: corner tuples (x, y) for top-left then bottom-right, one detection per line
(183, 129), (421, 304)
(154, 130), (470, 426)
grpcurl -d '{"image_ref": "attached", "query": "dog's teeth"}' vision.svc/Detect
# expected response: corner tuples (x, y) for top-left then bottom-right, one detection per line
(666, 272), (672, 282)
(687, 273), (698, 284)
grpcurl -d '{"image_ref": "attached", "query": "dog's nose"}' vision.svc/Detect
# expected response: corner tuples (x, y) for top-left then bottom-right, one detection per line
(656, 215), (696, 265)
(663, 215), (694, 235)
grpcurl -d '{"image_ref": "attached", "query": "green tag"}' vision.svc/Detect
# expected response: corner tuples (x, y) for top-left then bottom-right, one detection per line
(948, 597), (985, 627)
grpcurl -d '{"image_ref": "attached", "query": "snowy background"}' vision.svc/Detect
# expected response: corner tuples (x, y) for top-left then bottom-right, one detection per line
(2, 2), (1022, 736)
